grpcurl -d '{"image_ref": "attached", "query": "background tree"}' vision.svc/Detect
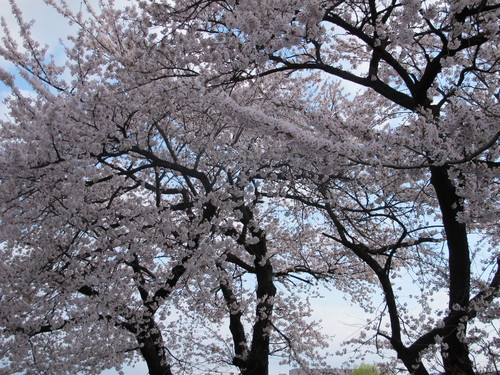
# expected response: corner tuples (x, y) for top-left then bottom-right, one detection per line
(353, 363), (380, 375)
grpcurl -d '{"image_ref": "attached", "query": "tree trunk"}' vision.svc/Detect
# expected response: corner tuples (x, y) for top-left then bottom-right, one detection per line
(137, 320), (173, 375)
(243, 232), (276, 375)
(430, 166), (474, 375)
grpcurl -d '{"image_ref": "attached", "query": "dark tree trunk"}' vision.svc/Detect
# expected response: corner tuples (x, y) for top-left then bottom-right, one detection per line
(351, 246), (430, 375)
(219, 275), (249, 369)
(242, 261), (276, 375)
(137, 320), (173, 375)
(242, 227), (276, 375)
(323, 203), (431, 375)
(430, 166), (474, 375)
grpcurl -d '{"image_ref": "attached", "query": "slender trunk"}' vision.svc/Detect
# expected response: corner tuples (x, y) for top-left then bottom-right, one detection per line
(323, 204), (430, 375)
(352, 247), (429, 375)
(219, 273), (249, 369)
(430, 166), (474, 375)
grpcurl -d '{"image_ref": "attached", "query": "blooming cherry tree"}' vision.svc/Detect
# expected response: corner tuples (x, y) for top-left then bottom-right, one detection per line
(0, 2), (338, 375)
(1, 1), (499, 375)
(145, 0), (500, 374)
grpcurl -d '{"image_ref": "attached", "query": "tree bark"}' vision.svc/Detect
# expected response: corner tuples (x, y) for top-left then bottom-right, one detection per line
(242, 259), (276, 375)
(430, 166), (474, 375)
(243, 227), (276, 375)
(137, 319), (173, 375)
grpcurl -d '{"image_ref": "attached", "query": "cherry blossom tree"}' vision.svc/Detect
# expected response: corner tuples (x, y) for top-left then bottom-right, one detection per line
(1, 1), (499, 375)
(141, 1), (500, 374)
(0, 2), (339, 375)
